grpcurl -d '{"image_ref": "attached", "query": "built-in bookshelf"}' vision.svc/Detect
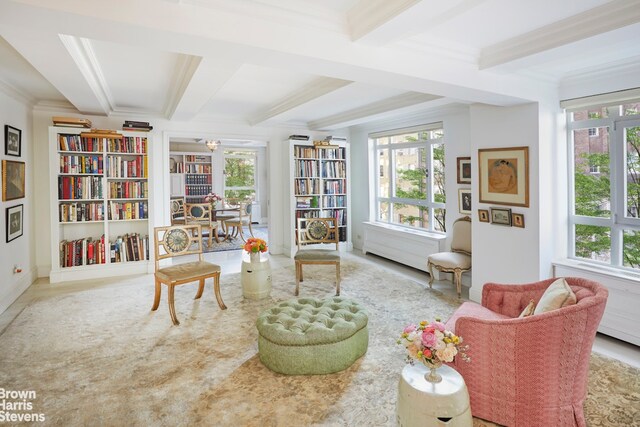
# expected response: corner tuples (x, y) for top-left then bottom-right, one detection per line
(49, 127), (153, 283)
(289, 139), (351, 256)
(169, 152), (213, 203)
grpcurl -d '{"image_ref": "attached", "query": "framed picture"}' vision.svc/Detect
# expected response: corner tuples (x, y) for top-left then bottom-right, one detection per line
(6, 204), (23, 242)
(478, 146), (529, 207)
(457, 157), (471, 184)
(458, 188), (472, 214)
(2, 160), (26, 201)
(512, 213), (525, 228)
(5, 125), (21, 157)
(491, 207), (512, 226)
(478, 209), (489, 223)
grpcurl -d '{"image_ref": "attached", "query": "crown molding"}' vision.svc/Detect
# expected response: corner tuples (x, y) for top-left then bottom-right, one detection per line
(248, 77), (352, 126)
(32, 100), (80, 113)
(349, 102), (470, 132)
(348, 0), (420, 41)
(480, 0), (640, 69)
(395, 37), (478, 65)
(308, 92), (442, 130)
(164, 54), (203, 119)
(59, 35), (113, 114)
(0, 79), (36, 107)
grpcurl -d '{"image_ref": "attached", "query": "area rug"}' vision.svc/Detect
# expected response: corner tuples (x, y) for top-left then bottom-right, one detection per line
(203, 225), (268, 253)
(0, 259), (638, 426)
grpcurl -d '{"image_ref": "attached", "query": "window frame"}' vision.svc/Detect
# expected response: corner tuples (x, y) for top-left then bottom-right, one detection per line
(223, 149), (258, 201)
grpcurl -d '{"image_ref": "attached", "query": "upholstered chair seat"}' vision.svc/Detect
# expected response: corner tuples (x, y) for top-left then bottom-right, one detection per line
(428, 252), (471, 270)
(294, 249), (340, 261)
(155, 261), (221, 283)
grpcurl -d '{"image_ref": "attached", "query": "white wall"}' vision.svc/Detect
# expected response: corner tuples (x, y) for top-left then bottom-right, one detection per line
(0, 92), (35, 313)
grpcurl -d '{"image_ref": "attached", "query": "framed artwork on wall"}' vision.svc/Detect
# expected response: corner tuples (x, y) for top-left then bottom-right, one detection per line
(478, 146), (529, 207)
(456, 157), (471, 184)
(478, 209), (489, 223)
(4, 125), (21, 157)
(458, 188), (472, 214)
(512, 213), (525, 228)
(491, 207), (512, 226)
(2, 160), (26, 201)
(6, 204), (23, 242)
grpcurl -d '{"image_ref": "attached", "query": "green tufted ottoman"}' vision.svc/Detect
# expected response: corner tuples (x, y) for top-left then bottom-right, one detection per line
(256, 297), (369, 375)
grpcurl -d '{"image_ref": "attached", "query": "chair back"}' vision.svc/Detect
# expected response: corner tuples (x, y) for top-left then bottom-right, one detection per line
(297, 217), (339, 250)
(170, 197), (185, 223)
(185, 203), (211, 223)
(154, 224), (204, 271)
(451, 216), (471, 255)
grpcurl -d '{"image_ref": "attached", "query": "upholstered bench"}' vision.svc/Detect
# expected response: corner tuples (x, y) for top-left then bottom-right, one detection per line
(256, 297), (369, 375)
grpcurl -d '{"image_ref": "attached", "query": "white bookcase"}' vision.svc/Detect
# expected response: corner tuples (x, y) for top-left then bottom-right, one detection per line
(288, 139), (352, 257)
(48, 126), (153, 283)
(169, 151), (213, 203)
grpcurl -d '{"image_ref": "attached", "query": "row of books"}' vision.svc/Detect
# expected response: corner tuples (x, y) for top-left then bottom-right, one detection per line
(185, 186), (213, 196)
(59, 233), (149, 267)
(59, 202), (104, 222)
(59, 155), (103, 175)
(321, 161), (346, 178)
(185, 174), (211, 185)
(295, 160), (319, 177)
(323, 209), (347, 227)
(294, 178), (320, 195)
(107, 136), (148, 154)
(111, 233), (149, 263)
(323, 195), (346, 208)
(185, 155), (210, 163)
(122, 120), (153, 132)
(106, 155), (147, 178)
(185, 164), (212, 174)
(108, 201), (148, 220)
(108, 181), (148, 199)
(58, 134), (103, 153)
(322, 147), (346, 160)
(296, 196), (318, 209)
(323, 180), (346, 194)
(293, 146), (317, 158)
(58, 176), (103, 200)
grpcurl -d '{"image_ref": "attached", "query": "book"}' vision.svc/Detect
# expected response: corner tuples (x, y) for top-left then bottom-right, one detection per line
(124, 120), (150, 127)
(53, 116), (92, 128)
(289, 134), (310, 141)
(122, 124), (153, 131)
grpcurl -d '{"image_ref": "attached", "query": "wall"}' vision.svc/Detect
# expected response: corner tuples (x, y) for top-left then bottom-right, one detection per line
(0, 92), (35, 313)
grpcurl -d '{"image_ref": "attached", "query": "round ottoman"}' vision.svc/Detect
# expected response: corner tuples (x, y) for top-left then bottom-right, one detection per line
(256, 297), (369, 375)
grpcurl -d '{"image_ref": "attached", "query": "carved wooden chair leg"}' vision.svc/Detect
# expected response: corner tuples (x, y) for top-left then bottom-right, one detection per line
(213, 226), (220, 243)
(152, 280), (162, 311)
(168, 284), (180, 326)
(247, 221), (255, 237)
(295, 262), (301, 296)
(454, 270), (463, 299)
(213, 273), (227, 309)
(427, 261), (435, 289)
(335, 262), (341, 296)
(237, 224), (247, 242)
(195, 279), (205, 299)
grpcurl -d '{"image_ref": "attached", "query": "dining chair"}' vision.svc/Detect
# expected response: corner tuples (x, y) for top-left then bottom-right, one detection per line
(184, 203), (220, 247)
(224, 200), (254, 242)
(294, 217), (340, 296)
(170, 197), (185, 225)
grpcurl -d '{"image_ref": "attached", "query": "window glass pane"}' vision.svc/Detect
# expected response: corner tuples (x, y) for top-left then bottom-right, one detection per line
(392, 203), (428, 229)
(225, 156), (255, 187)
(432, 143), (445, 203)
(394, 147), (427, 200)
(573, 126), (610, 217)
(225, 189), (255, 201)
(623, 229), (640, 269)
(378, 149), (389, 198)
(625, 125), (640, 219)
(623, 103), (640, 116)
(376, 137), (390, 145)
(574, 224), (611, 263)
(571, 107), (609, 121)
(434, 208), (446, 232)
(378, 201), (389, 222)
(390, 132), (420, 144)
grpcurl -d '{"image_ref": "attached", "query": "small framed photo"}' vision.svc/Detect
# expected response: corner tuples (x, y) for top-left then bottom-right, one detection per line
(5, 125), (21, 157)
(6, 204), (23, 242)
(2, 160), (26, 201)
(478, 209), (489, 223)
(457, 157), (471, 184)
(490, 207), (512, 226)
(458, 188), (472, 214)
(512, 213), (525, 228)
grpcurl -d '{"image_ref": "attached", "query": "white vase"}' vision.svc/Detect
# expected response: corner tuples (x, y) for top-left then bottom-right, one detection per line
(250, 252), (260, 263)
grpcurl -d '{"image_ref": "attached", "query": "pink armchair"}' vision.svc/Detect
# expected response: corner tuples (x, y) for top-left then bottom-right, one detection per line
(445, 277), (608, 427)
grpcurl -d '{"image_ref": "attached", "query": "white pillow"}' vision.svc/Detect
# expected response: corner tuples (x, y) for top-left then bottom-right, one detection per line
(533, 278), (577, 314)
(518, 299), (536, 318)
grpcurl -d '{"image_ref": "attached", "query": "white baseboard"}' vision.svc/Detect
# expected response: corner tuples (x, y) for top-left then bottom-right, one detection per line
(0, 266), (37, 315)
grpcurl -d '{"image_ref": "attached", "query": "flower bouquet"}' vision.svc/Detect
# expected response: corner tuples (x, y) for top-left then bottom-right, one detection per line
(204, 192), (222, 208)
(397, 318), (469, 383)
(243, 237), (268, 262)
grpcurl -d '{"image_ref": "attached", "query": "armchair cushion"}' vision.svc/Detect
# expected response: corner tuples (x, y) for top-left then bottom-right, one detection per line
(445, 302), (509, 334)
(533, 277), (577, 314)
(428, 252), (471, 269)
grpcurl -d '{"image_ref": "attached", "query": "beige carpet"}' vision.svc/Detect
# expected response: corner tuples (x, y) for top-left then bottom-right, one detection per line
(0, 260), (638, 426)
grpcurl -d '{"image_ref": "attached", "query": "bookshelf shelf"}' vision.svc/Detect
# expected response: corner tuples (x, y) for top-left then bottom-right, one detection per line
(169, 151), (214, 203)
(49, 126), (153, 283)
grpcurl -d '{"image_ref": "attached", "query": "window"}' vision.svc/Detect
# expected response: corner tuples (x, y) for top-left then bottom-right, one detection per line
(224, 150), (257, 201)
(372, 124), (445, 232)
(568, 102), (640, 271)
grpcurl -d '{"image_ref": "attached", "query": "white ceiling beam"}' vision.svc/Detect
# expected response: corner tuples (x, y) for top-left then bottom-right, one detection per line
(248, 77), (352, 126)
(348, 0), (421, 43)
(480, 0), (640, 70)
(308, 92), (442, 130)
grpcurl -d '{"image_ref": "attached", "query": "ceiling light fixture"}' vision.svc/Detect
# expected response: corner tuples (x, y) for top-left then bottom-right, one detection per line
(205, 139), (221, 151)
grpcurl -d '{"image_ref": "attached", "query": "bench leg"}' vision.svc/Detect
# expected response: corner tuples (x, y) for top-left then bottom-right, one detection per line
(195, 279), (204, 299)
(213, 273), (227, 310)
(168, 284), (180, 326)
(152, 279), (162, 311)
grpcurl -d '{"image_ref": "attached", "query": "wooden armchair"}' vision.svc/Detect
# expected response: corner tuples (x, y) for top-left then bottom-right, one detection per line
(184, 203), (220, 247)
(224, 200), (255, 242)
(170, 197), (185, 225)
(294, 217), (340, 296)
(152, 224), (226, 325)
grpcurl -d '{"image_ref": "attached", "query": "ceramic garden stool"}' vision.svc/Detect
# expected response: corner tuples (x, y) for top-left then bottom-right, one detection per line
(396, 363), (472, 427)
(256, 297), (368, 375)
(241, 256), (272, 299)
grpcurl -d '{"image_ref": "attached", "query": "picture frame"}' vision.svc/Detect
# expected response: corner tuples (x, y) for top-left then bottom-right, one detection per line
(6, 204), (23, 242)
(491, 207), (512, 226)
(478, 209), (489, 223)
(512, 213), (525, 228)
(5, 125), (21, 157)
(2, 160), (26, 201)
(456, 156), (471, 184)
(478, 146), (529, 207)
(458, 188), (472, 214)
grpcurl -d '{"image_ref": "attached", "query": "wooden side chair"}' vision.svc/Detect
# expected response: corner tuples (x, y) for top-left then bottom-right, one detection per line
(223, 200), (255, 242)
(294, 217), (340, 296)
(152, 224), (226, 325)
(427, 216), (472, 298)
(184, 203), (220, 247)
(170, 197), (185, 225)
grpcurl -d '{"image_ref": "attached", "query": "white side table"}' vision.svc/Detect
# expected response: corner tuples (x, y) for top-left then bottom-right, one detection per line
(241, 256), (272, 299)
(396, 364), (472, 427)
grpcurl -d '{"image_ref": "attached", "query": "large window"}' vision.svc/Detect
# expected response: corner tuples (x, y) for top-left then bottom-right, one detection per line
(224, 150), (257, 201)
(568, 102), (640, 270)
(372, 124), (445, 232)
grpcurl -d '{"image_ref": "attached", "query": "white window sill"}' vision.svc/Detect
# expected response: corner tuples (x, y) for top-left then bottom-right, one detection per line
(552, 259), (640, 283)
(363, 221), (446, 241)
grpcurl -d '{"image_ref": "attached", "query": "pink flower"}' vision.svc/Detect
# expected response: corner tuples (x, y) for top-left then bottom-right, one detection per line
(422, 348), (432, 358)
(407, 343), (419, 358)
(403, 324), (417, 334)
(432, 321), (446, 332)
(421, 329), (437, 348)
